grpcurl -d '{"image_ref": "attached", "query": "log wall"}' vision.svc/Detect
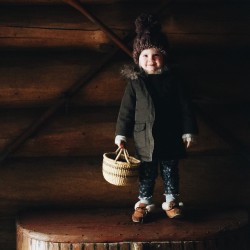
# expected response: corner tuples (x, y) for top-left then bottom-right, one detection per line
(0, 1), (249, 249)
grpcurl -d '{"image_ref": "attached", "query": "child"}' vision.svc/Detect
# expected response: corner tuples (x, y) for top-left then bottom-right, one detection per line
(115, 13), (198, 223)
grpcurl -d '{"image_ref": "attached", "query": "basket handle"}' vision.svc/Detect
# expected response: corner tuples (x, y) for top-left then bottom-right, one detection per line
(115, 148), (130, 165)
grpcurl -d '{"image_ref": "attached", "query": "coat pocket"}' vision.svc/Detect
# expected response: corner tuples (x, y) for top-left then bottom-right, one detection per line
(134, 123), (146, 148)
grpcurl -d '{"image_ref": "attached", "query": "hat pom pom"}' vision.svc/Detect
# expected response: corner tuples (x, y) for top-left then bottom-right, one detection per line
(135, 13), (161, 35)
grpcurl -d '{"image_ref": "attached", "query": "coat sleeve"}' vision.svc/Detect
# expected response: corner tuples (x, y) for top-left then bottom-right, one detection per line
(115, 81), (136, 138)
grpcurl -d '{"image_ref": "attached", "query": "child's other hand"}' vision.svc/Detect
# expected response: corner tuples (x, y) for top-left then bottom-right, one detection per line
(119, 141), (126, 149)
(183, 137), (192, 148)
(182, 134), (196, 148)
(115, 135), (127, 149)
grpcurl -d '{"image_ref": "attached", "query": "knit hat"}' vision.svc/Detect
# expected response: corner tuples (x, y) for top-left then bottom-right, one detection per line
(133, 13), (169, 64)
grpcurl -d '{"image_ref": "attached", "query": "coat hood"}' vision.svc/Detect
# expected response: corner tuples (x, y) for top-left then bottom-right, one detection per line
(120, 64), (144, 80)
(121, 64), (170, 80)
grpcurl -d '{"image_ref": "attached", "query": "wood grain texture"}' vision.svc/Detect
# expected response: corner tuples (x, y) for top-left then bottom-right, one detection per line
(0, 155), (249, 213)
(0, 3), (249, 49)
(16, 208), (249, 249)
(0, 49), (249, 108)
(0, 107), (235, 158)
(0, 1), (249, 249)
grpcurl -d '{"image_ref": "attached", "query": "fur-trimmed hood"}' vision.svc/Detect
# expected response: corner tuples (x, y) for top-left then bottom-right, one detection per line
(120, 64), (170, 80)
(120, 64), (143, 80)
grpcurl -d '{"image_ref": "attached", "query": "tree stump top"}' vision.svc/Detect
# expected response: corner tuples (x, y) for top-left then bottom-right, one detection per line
(17, 208), (248, 243)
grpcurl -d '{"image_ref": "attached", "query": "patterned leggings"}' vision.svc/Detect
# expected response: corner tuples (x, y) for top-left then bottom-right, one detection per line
(138, 159), (179, 200)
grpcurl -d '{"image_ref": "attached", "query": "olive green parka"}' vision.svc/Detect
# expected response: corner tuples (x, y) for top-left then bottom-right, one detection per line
(115, 65), (198, 161)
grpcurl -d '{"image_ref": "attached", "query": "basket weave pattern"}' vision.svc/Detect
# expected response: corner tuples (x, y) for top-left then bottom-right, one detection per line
(102, 149), (140, 186)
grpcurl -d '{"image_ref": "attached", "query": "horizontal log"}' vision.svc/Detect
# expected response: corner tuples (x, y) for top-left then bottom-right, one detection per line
(0, 28), (116, 51)
(0, 50), (249, 108)
(0, 156), (139, 213)
(1, 3), (248, 33)
(0, 154), (249, 212)
(0, 107), (117, 157)
(0, 3), (249, 49)
(0, 50), (127, 108)
(0, 107), (235, 158)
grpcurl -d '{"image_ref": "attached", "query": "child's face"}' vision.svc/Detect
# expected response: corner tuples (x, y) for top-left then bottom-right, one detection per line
(138, 48), (164, 74)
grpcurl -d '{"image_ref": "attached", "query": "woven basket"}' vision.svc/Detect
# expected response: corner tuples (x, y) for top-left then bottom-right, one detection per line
(102, 148), (140, 186)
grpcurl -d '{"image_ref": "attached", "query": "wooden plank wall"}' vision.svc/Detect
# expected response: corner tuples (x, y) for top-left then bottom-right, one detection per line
(0, 0), (249, 249)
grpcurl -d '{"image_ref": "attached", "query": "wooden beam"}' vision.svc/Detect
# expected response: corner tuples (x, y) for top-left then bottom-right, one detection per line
(0, 0), (169, 163)
(0, 49), (249, 107)
(0, 3), (249, 49)
(0, 48), (120, 163)
(64, 0), (132, 57)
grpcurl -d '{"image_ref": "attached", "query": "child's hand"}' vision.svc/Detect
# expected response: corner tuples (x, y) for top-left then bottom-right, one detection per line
(115, 135), (127, 149)
(183, 137), (192, 148)
(119, 141), (126, 149)
(182, 134), (196, 148)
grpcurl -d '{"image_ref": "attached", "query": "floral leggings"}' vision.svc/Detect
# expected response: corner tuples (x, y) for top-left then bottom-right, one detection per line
(138, 159), (179, 200)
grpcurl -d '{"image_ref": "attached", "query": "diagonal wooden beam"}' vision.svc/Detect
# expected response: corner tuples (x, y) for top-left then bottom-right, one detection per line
(67, 1), (250, 164)
(2, 0), (247, 166)
(64, 0), (250, 164)
(0, 1), (170, 164)
(64, 0), (171, 58)
(0, 48), (119, 164)
(63, 0), (132, 58)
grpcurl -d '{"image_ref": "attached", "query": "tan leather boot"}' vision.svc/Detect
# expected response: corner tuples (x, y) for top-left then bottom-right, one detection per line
(162, 201), (183, 219)
(132, 202), (155, 223)
(132, 203), (148, 223)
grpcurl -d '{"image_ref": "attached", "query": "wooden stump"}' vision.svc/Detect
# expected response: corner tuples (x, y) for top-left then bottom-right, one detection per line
(16, 208), (249, 250)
